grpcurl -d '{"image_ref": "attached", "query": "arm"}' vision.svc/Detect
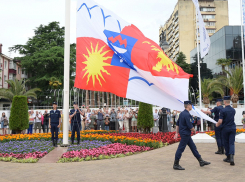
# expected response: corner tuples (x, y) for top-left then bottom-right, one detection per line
(174, 126), (179, 140)
(201, 110), (211, 115)
(216, 119), (223, 127)
(216, 109), (224, 127)
(49, 118), (51, 128)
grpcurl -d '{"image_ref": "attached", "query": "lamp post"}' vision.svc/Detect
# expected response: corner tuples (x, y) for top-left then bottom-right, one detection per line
(159, 30), (170, 132)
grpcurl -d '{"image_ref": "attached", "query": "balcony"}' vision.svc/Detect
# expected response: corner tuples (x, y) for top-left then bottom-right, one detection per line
(9, 69), (16, 75)
(21, 74), (28, 79)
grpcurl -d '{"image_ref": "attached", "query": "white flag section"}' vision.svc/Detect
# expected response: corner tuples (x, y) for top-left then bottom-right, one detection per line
(192, 0), (210, 58)
(76, 0), (216, 123)
(243, 0), (245, 37)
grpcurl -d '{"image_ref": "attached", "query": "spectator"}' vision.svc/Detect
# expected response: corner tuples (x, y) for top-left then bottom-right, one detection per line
(242, 114), (245, 129)
(196, 117), (201, 131)
(104, 116), (110, 131)
(131, 110), (138, 132)
(81, 107), (86, 131)
(43, 110), (50, 133)
(124, 110), (130, 132)
(118, 110), (124, 132)
(86, 109), (91, 130)
(40, 111), (44, 133)
(28, 111), (34, 134)
(192, 115), (196, 128)
(89, 110), (96, 130)
(97, 109), (104, 130)
(110, 108), (117, 130)
(153, 109), (159, 127)
(34, 111), (42, 133)
(93, 110), (98, 130)
(1, 112), (8, 135)
(60, 110), (63, 132)
(167, 111), (171, 132)
(158, 109), (164, 132)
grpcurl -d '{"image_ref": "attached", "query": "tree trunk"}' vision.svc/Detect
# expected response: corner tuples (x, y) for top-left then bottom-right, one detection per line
(203, 97), (210, 106)
(91, 91), (95, 107)
(85, 90), (89, 106)
(97, 91), (100, 108)
(111, 93), (114, 107)
(102, 92), (105, 106)
(106, 92), (109, 106)
(231, 94), (239, 108)
(117, 96), (120, 107)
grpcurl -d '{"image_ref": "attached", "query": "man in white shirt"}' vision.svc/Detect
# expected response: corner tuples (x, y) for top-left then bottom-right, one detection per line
(34, 111), (41, 133)
(153, 109), (159, 127)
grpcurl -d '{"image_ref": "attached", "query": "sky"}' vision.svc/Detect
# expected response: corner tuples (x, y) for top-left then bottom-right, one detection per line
(0, 0), (242, 58)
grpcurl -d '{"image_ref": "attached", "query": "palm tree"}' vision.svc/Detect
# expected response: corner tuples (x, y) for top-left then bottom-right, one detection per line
(91, 91), (95, 107)
(199, 79), (224, 107)
(215, 67), (243, 108)
(0, 79), (41, 101)
(216, 58), (232, 74)
(85, 90), (89, 106)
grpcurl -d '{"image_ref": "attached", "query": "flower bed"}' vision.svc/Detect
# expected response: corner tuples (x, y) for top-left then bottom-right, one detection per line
(67, 140), (112, 152)
(59, 143), (151, 163)
(206, 128), (245, 137)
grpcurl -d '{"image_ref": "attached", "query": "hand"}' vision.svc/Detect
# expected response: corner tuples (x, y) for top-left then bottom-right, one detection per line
(201, 109), (204, 112)
(57, 125), (60, 128)
(49, 125), (51, 129)
(174, 133), (178, 140)
(216, 123), (218, 127)
(194, 130), (196, 135)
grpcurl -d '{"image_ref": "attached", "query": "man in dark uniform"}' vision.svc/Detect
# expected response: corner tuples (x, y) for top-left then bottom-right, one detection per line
(202, 99), (224, 154)
(216, 96), (236, 166)
(173, 101), (210, 170)
(70, 102), (84, 144)
(49, 102), (61, 147)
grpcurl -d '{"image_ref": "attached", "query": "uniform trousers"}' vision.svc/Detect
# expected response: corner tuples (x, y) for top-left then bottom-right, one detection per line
(215, 125), (223, 147)
(222, 127), (236, 156)
(175, 134), (201, 161)
(51, 124), (59, 141)
(71, 122), (81, 142)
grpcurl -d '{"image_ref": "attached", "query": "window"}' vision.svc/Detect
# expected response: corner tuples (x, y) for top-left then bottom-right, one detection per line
(4, 75), (6, 82)
(205, 22), (215, 26)
(207, 29), (216, 33)
(200, 7), (215, 12)
(22, 69), (25, 75)
(18, 67), (20, 74)
(202, 15), (215, 19)
(4, 61), (6, 69)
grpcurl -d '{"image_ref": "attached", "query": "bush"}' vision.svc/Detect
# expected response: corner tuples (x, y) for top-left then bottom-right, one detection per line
(137, 102), (154, 133)
(9, 96), (29, 133)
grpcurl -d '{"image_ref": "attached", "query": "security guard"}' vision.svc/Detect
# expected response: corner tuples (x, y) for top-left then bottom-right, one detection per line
(216, 96), (236, 166)
(70, 102), (84, 144)
(49, 102), (61, 147)
(202, 99), (224, 154)
(173, 101), (210, 170)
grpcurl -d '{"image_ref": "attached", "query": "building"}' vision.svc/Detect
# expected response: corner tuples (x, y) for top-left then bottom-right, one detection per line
(190, 26), (243, 77)
(159, 0), (229, 63)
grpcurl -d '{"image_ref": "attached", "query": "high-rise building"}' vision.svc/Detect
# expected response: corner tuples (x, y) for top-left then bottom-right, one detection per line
(159, 0), (229, 63)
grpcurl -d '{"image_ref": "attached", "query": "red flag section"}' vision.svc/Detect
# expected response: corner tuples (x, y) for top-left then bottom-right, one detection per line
(75, 37), (130, 97)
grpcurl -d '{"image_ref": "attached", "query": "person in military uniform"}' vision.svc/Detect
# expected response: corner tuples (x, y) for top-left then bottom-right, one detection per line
(202, 99), (224, 154)
(216, 96), (236, 166)
(173, 101), (210, 170)
(49, 102), (61, 147)
(70, 102), (84, 144)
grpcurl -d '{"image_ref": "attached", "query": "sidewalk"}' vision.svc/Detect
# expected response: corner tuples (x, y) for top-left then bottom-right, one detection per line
(0, 143), (244, 182)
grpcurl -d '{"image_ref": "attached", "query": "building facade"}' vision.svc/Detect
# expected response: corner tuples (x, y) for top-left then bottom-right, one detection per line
(159, 0), (229, 63)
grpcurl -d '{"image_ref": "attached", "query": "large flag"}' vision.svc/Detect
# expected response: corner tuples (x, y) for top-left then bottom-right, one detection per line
(75, 0), (216, 123)
(192, 0), (210, 58)
(242, 0), (245, 39)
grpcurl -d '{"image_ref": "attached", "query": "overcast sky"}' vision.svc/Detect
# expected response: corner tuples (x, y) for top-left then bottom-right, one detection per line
(0, 0), (241, 58)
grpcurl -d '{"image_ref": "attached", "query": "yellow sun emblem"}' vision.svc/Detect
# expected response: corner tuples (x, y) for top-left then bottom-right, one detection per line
(143, 42), (179, 74)
(82, 42), (112, 86)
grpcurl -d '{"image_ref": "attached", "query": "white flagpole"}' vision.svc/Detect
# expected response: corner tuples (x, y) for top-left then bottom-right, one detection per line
(195, 9), (204, 132)
(241, 0), (245, 107)
(62, 0), (71, 146)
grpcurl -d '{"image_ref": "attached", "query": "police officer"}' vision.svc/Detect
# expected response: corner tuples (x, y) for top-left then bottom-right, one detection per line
(202, 99), (224, 154)
(173, 101), (210, 170)
(216, 96), (236, 166)
(70, 102), (84, 144)
(49, 102), (61, 147)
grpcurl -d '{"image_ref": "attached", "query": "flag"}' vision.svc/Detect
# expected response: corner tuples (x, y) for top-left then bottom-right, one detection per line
(242, 0), (245, 39)
(192, 0), (211, 58)
(75, 0), (216, 123)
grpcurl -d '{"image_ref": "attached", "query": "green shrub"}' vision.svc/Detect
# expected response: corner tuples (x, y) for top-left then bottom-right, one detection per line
(9, 96), (29, 132)
(137, 102), (154, 133)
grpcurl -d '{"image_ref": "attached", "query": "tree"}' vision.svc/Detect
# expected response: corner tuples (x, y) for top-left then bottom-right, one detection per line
(199, 79), (224, 106)
(137, 102), (154, 133)
(215, 67), (243, 108)
(9, 22), (76, 93)
(216, 58), (232, 71)
(175, 52), (191, 74)
(0, 79), (41, 101)
(9, 96), (29, 133)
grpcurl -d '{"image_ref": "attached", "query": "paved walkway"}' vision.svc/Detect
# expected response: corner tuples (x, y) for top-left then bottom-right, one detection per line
(38, 147), (67, 163)
(0, 143), (245, 182)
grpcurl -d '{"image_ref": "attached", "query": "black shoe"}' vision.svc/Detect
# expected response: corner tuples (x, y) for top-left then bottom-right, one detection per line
(54, 139), (57, 147)
(221, 146), (225, 154)
(77, 141), (80, 145)
(71, 140), (74, 145)
(230, 155), (235, 166)
(173, 160), (185, 170)
(52, 140), (55, 147)
(198, 158), (211, 167)
(223, 156), (230, 163)
(215, 147), (222, 154)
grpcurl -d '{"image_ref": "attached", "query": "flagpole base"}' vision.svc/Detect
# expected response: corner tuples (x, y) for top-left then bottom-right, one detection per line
(235, 133), (245, 143)
(60, 144), (70, 147)
(191, 133), (216, 143)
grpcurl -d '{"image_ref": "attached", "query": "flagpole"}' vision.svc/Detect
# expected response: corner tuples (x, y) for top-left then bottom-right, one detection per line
(241, 0), (245, 108)
(62, 0), (71, 146)
(195, 9), (204, 132)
